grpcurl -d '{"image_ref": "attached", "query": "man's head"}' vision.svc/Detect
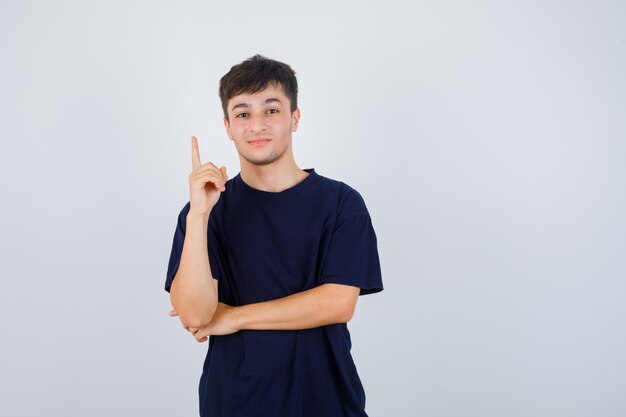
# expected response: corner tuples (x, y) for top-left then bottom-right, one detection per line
(219, 55), (301, 168)
(219, 54), (298, 122)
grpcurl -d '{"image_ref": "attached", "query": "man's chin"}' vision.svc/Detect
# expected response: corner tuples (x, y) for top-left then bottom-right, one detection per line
(242, 151), (285, 166)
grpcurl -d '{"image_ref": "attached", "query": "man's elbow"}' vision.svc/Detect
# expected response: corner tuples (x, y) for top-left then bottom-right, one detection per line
(322, 283), (360, 323)
(180, 306), (217, 329)
(171, 295), (218, 328)
(186, 314), (214, 329)
(337, 292), (359, 323)
(339, 303), (356, 323)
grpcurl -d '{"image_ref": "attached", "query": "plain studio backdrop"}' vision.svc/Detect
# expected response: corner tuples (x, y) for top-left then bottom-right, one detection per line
(1, 1), (624, 416)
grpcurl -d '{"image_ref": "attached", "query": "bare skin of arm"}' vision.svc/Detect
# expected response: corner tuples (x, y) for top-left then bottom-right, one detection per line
(171, 283), (360, 342)
(169, 136), (228, 329)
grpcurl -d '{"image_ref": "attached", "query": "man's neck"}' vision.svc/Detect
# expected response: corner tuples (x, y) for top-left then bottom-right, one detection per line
(239, 161), (309, 193)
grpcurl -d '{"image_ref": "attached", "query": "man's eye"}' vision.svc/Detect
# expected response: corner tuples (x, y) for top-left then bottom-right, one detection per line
(267, 109), (279, 114)
(236, 112), (248, 118)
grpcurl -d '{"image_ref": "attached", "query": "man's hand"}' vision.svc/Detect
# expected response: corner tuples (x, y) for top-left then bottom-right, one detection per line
(189, 135), (228, 216)
(169, 303), (240, 342)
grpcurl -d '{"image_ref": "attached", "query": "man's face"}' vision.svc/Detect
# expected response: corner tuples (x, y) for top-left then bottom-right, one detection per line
(223, 83), (300, 167)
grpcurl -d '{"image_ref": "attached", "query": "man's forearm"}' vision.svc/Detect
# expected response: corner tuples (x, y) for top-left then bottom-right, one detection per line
(170, 211), (218, 328)
(233, 283), (360, 331)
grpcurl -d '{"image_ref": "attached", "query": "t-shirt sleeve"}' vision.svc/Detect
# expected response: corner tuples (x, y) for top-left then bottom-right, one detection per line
(318, 188), (384, 296)
(164, 202), (222, 293)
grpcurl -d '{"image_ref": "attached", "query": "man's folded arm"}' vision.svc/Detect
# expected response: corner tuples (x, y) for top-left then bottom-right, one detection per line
(231, 283), (360, 331)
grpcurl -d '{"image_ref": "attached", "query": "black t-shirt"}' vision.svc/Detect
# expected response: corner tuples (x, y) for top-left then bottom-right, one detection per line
(165, 168), (384, 417)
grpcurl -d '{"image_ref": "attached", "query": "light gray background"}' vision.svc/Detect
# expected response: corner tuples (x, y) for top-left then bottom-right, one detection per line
(1, 1), (625, 416)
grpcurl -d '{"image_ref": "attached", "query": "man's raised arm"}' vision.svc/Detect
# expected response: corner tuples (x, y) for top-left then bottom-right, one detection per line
(169, 136), (227, 329)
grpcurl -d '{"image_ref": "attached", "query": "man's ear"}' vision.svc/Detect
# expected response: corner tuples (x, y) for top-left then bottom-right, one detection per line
(290, 107), (301, 132)
(223, 118), (233, 140)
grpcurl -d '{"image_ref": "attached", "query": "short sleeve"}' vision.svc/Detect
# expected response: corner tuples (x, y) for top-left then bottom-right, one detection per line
(164, 202), (222, 293)
(318, 190), (384, 296)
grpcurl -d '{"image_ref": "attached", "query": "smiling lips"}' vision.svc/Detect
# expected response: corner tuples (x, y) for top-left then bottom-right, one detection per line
(248, 138), (271, 146)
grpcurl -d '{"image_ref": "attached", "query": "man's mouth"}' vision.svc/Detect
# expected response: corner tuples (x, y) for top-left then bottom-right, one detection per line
(248, 137), (271, 146)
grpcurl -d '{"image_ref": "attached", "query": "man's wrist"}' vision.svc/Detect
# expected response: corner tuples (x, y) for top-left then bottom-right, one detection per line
(232, 305), (248, 331)
(187, 209), (210, 222)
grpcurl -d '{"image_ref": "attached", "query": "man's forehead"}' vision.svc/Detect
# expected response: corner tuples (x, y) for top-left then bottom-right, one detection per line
(228, 84), (288, 110)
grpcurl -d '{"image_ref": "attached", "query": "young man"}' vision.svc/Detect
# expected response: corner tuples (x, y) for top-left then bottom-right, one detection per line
(165, 54), (384, 417)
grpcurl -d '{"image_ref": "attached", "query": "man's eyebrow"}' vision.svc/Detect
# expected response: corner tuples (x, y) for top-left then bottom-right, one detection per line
(231, 97), (283, 112)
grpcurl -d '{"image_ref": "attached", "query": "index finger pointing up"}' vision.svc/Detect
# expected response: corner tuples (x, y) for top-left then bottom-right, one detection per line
(191, 136), (201, 170)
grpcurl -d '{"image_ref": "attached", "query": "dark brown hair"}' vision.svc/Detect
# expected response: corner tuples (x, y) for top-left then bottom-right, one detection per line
(219, 54), (298, 121)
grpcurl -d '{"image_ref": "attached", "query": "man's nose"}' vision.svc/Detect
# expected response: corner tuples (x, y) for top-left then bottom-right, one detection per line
(248, 114), (268, 133)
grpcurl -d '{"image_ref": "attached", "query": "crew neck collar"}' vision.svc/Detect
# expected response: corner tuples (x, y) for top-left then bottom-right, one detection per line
(234, 168), (318, 200)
